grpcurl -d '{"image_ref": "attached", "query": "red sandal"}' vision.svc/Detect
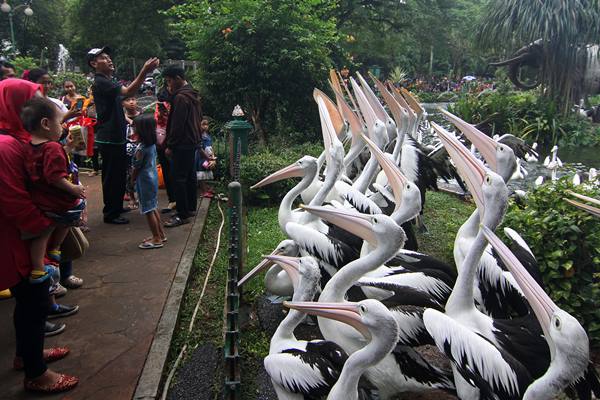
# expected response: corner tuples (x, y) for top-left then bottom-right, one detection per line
(24, 373), (79, 393)
(14, 347), (70, 370)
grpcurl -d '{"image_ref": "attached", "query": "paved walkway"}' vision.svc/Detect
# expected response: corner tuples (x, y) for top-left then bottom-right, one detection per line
(0, 174), (207, 399)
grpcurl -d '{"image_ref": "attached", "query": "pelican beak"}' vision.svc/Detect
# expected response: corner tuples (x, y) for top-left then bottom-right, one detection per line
(237, 247), (285, 287)
(361, 133), (407, 211)
(284, 301), (370, 339)
(440, 109), (498, 172)
(251, 162), (304, 189)
(371, 74), (406, 133)
(300, 204), (377, 245)
(356, 72), (388, 125)
(399, 87), (424, 117)
(351, 77), (378, 139)
(314, 88), (345, 140)
(564, 198), (600, 218)
(431, 122), (487, 212)
(264, 255), (301, 291)
(334, 90), (364, 148)
(482, 226), (557, 344)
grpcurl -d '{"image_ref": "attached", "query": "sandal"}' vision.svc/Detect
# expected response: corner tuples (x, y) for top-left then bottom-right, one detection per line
(25, 373), (79, 393)
(62, 275), (83, 289)
(138, 241), (164, 249)
(144, 236), (168, 243)
(164, 216), (189, 228)
(14, 347), (70, 370)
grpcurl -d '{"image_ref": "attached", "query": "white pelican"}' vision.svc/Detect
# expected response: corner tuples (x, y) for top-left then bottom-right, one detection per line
(543, 145), (562, 181)
(301, 207), (455, 398)
(285, 299), (399, 400)
(237, 240), (298, 297)
(263, 255), (355, 400)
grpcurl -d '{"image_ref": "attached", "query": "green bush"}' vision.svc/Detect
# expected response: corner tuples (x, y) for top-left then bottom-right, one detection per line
(239, 142), (323, 206)
(501, 179), (600, 344)
(49, 72), (91, 99)
(448, 88), (599, 147)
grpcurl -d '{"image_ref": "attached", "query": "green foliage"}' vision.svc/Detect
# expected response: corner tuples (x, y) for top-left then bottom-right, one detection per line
(448, 88), (600, 147)
(48, 72), (91, 98)
(169, 0), (338, 145)
(10, 56), (38, 74)
(501, 179), (600, 344)
(240, 142), (323, 205)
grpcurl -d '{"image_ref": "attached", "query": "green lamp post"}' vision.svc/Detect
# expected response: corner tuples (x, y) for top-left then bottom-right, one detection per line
(1, 1), (34, 52)
(225, 105), (252, 179)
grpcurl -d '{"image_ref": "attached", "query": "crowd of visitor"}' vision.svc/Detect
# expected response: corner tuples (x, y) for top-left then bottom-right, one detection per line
(0, 46), (213, 394)
(403, 75), (496, 93)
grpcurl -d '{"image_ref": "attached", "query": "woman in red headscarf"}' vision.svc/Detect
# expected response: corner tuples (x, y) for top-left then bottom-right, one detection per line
(0, 78), (79, 394)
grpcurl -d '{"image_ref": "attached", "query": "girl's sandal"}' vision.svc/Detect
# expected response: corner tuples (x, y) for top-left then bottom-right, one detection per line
(14, 347), (70, 370)
(62, 275), (84, 289)
(24, 373), (79, 393)
(139, 241), (164, 249)
(144, 237), (168, 243)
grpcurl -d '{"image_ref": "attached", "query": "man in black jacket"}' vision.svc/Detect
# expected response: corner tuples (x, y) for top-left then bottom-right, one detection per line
(162, 65), (202, 227)
(87, 46), (160, 224)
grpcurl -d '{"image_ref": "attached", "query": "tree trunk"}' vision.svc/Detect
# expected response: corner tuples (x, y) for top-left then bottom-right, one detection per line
(251, 107), (267, 147)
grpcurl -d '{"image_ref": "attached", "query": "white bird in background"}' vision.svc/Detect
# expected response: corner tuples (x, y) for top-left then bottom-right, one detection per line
(573, 173), (581, 186)
(524, 142), (538, 162)
(535, 176), (544, 187)
(543, 145), (562, 181)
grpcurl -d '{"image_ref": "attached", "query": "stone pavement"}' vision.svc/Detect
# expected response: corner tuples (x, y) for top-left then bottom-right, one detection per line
(0, 174), (208, 400)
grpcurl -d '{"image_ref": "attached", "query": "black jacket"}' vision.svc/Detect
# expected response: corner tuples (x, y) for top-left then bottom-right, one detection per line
(166, 84), (202, 149)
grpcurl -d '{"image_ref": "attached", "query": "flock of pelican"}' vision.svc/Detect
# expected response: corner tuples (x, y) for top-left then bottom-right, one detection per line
(238, 71), (600, 399)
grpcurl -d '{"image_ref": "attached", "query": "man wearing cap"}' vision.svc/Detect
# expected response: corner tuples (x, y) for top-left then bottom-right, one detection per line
(87, 47), (159, 224)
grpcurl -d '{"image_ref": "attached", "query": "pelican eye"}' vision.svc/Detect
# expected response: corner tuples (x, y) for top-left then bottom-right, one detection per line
(554, 317), (561, 330)
(359, 304), (367, 313)
(372, 217), (378, 224)
(485, 175), (491, 184)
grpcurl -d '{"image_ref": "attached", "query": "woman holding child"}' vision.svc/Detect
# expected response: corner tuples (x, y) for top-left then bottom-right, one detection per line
(0, 79), (79, 394)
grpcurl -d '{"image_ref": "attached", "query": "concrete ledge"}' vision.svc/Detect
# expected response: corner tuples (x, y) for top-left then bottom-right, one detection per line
(133, 197), (212, 400)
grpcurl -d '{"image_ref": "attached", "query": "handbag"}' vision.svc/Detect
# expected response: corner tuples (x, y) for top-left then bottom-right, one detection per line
(60, 227), (89, 261)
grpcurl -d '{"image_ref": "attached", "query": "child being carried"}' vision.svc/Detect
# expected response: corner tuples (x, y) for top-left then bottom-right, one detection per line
(20, 97), (86, 274)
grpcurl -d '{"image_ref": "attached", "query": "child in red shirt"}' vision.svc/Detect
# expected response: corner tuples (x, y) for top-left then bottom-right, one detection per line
(20, 97), (86, 273)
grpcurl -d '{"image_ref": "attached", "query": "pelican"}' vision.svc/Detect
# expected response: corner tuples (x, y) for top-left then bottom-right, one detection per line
(543, 145), (562, 181)
(263, 255), (355, 399)
(285, 299), (399, 400)
(237, 240), (298, 297)
(302, 206), (455, 398)
(564, 190), (600, 218)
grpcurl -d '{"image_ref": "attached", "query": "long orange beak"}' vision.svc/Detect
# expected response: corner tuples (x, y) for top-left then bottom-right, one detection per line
(251, 162), (304, 189)
(300, 204), (377, 245)
(284, 301), (370, 338)
(431, 122), (487, 213)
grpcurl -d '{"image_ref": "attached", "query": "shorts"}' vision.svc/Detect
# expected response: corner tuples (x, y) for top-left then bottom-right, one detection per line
(44, 199), (86, 226)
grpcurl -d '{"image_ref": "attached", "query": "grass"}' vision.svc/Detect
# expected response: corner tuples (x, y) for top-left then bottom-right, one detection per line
(164, 200), (229, 396)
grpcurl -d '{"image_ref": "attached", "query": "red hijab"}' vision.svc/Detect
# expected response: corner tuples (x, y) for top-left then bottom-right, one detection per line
(0, 78), (43, 142)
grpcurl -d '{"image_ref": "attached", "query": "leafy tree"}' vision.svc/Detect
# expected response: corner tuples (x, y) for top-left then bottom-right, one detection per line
(169, 0), (338, 146)
(478, 0), (600, 113)
(66, 0), (173, 78)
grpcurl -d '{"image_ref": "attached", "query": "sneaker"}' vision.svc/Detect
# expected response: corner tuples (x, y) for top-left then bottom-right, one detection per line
(49, 283), (67, 298)
(48, 304), (79, 319)
(62, 275), (83, 289)
(44, 321), (66, 337)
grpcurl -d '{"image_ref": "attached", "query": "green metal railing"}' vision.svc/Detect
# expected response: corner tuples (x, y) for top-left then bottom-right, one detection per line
(223, 108), (251, 400)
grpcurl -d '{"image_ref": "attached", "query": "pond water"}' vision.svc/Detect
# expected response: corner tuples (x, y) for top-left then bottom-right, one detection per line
(421, 103), (599, 191)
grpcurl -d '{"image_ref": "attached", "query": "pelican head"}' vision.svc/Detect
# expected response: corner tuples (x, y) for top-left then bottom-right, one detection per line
(483, 227), (589, 398)
(285, 299), (398, 344)
(251, 156), (318, 189)
(432, 122), (508, 230)
(301, 205), (405, 249)
(237, 240), (299, 288)
(441, 109), (517, 182)
(264, 255), (320, 297)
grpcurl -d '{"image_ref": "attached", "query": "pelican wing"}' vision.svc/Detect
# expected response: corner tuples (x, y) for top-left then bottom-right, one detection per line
(344, 186), (383, 215)
(392, 345), (456, 393)
(286, 222), (358, 270)
(389, 249), (457, 280)
(423, 309), (532, 400)
(265, 341), (346, 397)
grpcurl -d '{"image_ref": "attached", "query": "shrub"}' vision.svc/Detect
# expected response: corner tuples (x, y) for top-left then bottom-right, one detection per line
(501, 179), (600, 344)
(239, 142), (323, 206)
(448, 88), (599, 147)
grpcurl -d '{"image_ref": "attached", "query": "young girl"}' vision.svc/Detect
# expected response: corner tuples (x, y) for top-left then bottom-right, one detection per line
(131, 114), (166, 249)
(124, 96), (141, 209)
(196, 118), (216, 198)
